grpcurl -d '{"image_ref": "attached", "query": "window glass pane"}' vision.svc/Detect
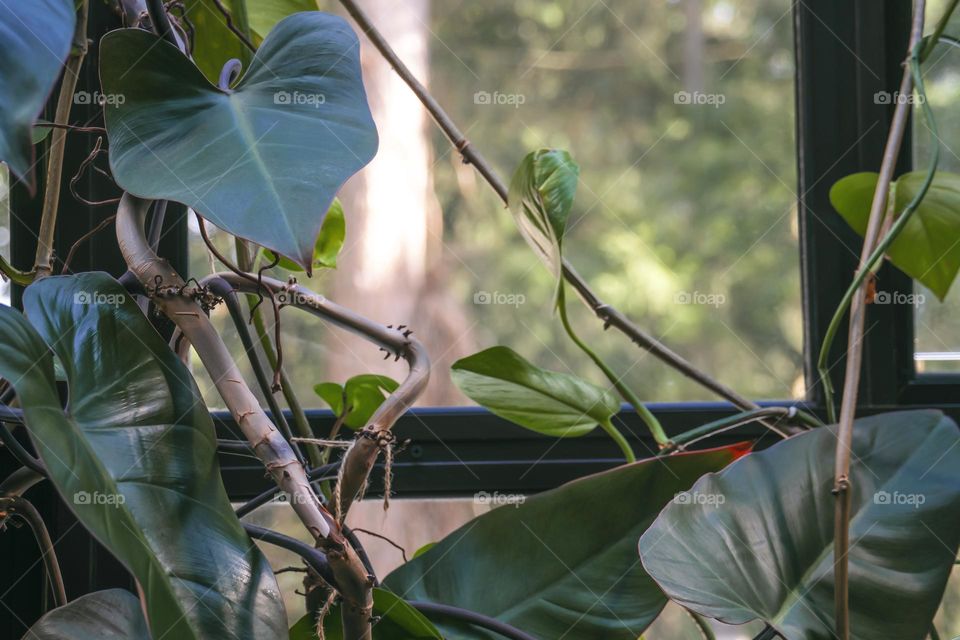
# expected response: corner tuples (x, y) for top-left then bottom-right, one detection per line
(190, 0), (801, 408)
(914, 0), (960, 373)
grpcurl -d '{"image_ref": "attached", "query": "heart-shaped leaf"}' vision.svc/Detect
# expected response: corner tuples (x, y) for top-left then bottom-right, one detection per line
(265, 198), (345, 271)
(289, 588), (442, 639)
(23, 589), (149, 640)
(451, 345), (619, 437)
(0, 0), (76, 185)
(508, 149), (579, 297)
(101, 12), (378, 270)
(384, 444), (750, 640)
(0, 273), (285, 640)
(314, 374), (399, 430)
(830, 171), (960, 300)
(639, 410), (960, 640)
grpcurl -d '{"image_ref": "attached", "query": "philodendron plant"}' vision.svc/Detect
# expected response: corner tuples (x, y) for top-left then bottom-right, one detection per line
(0, 1), (957, 640)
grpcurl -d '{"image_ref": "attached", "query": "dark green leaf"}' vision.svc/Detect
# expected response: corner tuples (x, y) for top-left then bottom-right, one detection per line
(639, 410), (960, 640)
(0, 273), (284, 640)
(451, 345), (619, 437)
(23, 589), (149, 640)
(101, 13), (378, 270)
(0, 0), (76, 183)
(830, 171), (960, 299)
(385, 444), (750, 639)
(289, 588), (442, 639)
(266, 199), (345, 271)
(508, 149), (579, 295)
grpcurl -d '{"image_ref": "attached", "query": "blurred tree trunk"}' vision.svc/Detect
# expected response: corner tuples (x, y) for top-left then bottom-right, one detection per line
(683, 0), (704, 94)
(330, 0), (475, 404)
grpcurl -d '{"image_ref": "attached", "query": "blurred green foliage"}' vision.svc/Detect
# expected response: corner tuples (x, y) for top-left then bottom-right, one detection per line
(427, 0), (802, 401)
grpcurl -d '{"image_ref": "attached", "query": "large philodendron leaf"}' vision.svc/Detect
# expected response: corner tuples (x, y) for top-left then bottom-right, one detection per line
(0, 273), (285, 640)
(508, 149), (580, 297)
(384, 444), (750, 639)
(451, 346), (620, 438)
(639, 410), (960, 640)
(0, 0), (76, 184)
(23, 589), (149, 639)
(830, 171), (960, 300)
(100, 12), (378, 270)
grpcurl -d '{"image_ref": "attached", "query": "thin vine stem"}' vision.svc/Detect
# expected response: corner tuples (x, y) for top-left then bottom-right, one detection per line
(659, 406), (819, 456)
(558, 284), (666, 450)
(0, 255), (34, 286)
(830, 5), (929, 637)
(0, 496), (67, 610)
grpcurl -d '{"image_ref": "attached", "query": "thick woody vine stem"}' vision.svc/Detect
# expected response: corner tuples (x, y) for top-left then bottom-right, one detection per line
(831, 4), (925, 638)
(205, 271), (431, 520)
(116, 194), (374, 640)
(337, 0), (760, 415)
(34, 0), (90, 277)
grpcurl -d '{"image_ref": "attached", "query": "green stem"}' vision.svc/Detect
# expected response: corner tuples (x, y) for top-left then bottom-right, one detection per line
(687, 610), (717, 640)
(249, 294), (322, 468)
(0, 254), (34, 286)
(557, 284), (668, 448)
(921, 0), (960, 61)
(662, 407), (821, 455)
(599, 418), (635, 463)
(818, 40), (938, 423)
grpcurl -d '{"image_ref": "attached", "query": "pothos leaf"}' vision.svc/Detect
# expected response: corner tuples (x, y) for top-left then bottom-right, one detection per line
(508, 149), (579, 300)
(265, 199), (345, 271)
(314, 374), (400, 429)
(830, 170), (960, 300)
